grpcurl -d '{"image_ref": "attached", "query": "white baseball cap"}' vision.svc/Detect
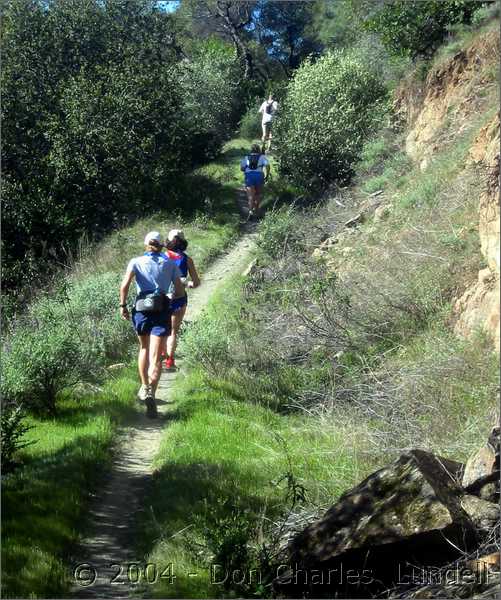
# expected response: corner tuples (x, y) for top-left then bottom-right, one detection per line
(144, 231), (162, 246)
(167, 229), (186, 242)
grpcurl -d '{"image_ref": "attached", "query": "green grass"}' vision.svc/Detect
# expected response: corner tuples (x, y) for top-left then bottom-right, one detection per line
(1, 366), (139, 599)
(132, 70), (500, 596)
(135, 281), (371, 598)
(1, 138), (251, 599)
(138, 383), (368, 597)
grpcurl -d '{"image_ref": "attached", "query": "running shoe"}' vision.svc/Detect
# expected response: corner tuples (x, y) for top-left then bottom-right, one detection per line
(145, 385), (157, 418)
(137, 384), (148, 402)
(164, 356), (176, 370)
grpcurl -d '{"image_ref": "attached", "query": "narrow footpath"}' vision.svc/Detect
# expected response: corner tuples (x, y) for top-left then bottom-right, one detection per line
(71, 190), (256, 598)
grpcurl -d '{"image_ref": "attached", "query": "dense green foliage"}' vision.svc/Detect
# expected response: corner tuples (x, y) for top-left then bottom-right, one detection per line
(1, 273), (132, 414)
(179, 39), (240, 162)
(255, 1), (321, 73)
(364, 0), (486, 58)
(274, 50), (387, 189)
(1, 0), (240, 292)
(1, 405), (33, 473)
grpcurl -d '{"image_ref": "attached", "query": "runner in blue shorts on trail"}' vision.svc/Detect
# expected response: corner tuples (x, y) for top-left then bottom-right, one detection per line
(120, 231), (184, 418)
(240, 143), (270, 219)
(162, 229), (200, 370)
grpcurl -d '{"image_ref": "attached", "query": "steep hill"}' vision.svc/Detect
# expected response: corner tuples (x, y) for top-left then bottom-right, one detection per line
(276, 24), (500, 599)
(134, 22), (499, 600)
(394, 27), (499, 350)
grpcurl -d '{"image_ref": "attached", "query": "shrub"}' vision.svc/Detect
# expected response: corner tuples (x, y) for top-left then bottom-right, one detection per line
(1, 404), (34, 473)
(1, 2), (241, 294)
(2, 1), (184, 291)
(238, 102), (262, 140)
(471, 1), (500, 28)
(274, 49), (387, 190)
(364, 0), (485, 59)
(44, 61), (187, 233)
(256, 206), (300, 259)
(67, 272), (135, 364)
(1, 270), (135, 414)
(179, 39), (240, 163)
(1, 325), (81, 414)
(200, 498), (257, 594)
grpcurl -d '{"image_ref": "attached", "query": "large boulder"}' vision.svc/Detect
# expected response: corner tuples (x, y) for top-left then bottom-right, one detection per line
(276, 450), (495, 598)
(463, 423), (500, 503)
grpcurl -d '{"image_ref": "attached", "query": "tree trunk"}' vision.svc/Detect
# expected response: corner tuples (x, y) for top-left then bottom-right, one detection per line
(216, 1), (254, 80)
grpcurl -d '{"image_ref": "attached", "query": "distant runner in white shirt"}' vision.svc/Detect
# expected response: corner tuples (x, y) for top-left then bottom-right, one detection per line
(258, 94), (278, 151)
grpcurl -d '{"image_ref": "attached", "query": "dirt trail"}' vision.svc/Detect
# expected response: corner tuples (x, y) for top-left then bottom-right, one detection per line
(71, 191), (256, 598)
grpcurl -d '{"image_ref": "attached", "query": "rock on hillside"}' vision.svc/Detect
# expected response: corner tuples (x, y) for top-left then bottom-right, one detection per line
(394, 30), (499, 170)
(275, 427), (500, 599)
(394, 29), (500, 351)
(454, 112), (500, 352)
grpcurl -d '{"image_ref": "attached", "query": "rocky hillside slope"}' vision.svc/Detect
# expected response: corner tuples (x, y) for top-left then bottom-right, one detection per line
(275, 26), (500, 600)
(395, 29), (500, 351)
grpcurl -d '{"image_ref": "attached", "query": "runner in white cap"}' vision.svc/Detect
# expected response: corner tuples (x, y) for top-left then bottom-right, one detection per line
(119, 231), (184, 417)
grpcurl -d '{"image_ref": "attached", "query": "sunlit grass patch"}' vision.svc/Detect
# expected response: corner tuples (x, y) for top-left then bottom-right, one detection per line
(1, 369), (140, 599)
(136, 285), (370, 598)
(139, 366), (368, 598)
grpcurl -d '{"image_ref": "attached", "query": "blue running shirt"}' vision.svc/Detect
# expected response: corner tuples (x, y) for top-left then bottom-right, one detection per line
(127, 252), (181, 294)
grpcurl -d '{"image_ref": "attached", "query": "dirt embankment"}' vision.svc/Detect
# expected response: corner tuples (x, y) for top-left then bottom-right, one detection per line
(394, 29), (500, 351)
(455, 113), (500, 352)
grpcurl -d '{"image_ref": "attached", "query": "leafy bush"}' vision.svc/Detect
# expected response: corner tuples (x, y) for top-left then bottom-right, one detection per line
(44, 62), (187, 233)
(180, 39), (240, 163)
(1, 270), (134, 414)
(1, 1), (240, 294)
(2, 325), (81, 414)
(471, 1), (500, 27)
(274, 49), (387, 190)
(1, 404), (34, 473)
(67, 272), (135, 364)
(364, 0), (485, 59)
(238, 102), (262, 140)
(256, 206), (300, 259)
